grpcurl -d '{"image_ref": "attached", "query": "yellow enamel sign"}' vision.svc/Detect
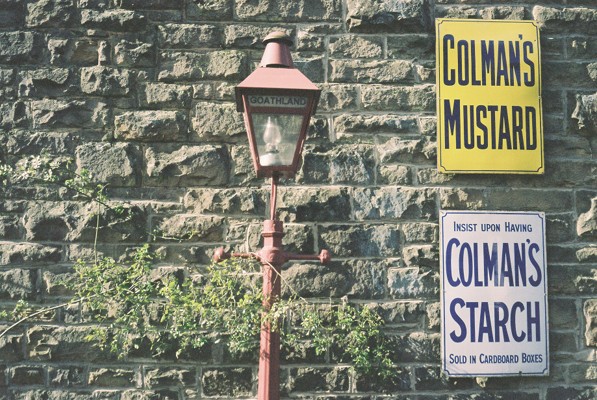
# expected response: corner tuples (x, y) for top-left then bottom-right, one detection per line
(436, 19), (544, 174)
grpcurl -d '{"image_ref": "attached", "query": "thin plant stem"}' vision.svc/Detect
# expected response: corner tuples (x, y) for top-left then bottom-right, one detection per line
(0, 298), (87, 339)
(94, 203), (100, 266)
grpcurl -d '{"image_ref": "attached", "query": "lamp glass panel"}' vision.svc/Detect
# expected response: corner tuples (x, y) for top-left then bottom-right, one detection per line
(252, 113), (303, 167)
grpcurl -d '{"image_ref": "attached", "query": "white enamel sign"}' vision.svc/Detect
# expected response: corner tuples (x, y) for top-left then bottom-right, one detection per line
(440, 211), (549, 376)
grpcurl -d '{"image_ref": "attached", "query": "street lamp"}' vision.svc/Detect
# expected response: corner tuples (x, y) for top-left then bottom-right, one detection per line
(213, 32), (330, 400)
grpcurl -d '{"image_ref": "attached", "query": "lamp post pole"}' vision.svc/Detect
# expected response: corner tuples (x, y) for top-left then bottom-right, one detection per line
(214, 176), (329, 400)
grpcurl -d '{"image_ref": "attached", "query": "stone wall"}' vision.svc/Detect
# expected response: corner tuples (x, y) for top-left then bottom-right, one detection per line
(0, 0), (596, 399)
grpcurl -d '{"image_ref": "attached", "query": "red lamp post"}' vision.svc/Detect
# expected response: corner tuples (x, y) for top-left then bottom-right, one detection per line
(213, 32), (330, 400)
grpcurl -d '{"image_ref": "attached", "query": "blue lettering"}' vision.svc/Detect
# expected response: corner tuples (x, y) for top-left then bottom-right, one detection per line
(478, 302), (493, 342)
(483, 243), (498, 285)
(513, 242), (526, 287)
(459, 242), (473, 287)
(446, 238), (461, 286)
(449, 301), (543, 344)
(527, 301), (541, 341)
(511, 301), (525, 342)
(494, 302), (510, 342)
(466, 302), (479, 342)
(500, 244), (513, 286)
(528, 243), (542, 286)
(449, 298), (466, 343)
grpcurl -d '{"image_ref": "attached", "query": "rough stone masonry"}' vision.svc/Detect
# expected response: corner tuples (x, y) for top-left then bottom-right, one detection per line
(0, 0), (596, 399)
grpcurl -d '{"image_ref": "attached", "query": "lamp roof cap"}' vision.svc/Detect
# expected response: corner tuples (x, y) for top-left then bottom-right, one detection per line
(263, 31), (293, 46)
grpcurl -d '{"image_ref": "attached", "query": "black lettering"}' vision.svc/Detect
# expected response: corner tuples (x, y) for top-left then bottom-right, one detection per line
(512, 106), (524, 149)
(509, 41), (521, 86)
(444, 34), (456, 86)
(476, 106), (488, 149)
(458, 40), (469, 85)
(488, 105), (498, 149)
(444, 99), (461, 149)
(481, 40), (495, 86)
(496, 41), (509, 85)
(523, 41), (535, 86)
(471, 40), (481, 85)
(525, 107), (537, 150)
(498, 106), (512, 149)
(464, 105), (475, 149)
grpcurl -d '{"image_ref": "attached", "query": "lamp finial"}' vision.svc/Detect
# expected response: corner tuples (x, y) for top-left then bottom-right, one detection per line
(260, 31), (294, 68)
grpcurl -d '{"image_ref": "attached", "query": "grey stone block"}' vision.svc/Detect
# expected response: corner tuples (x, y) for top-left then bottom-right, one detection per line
(201, 368), (253, 397)
(80, 9), (147, 32)
(114, 40), (155, 67)
(361, 84), (436, 111)
(144, 144), (230, 187)
(0, 268), (37, 300)
(158, 50), (248, 82)
(140, 83), (192, 108)
(584, 299), (597, 347)
(159, 24), (222, 49)
(114, 111), (187, 142)
(76, 142), (141, 186)
(330, 59), (414, 84)
(191, 102), (245, 141)
(533, 6), (597, 34)
(0, 243), (61, 266)
(346, 0), (430, 33)
(26, 0), (74, 28)
(235, 0), (341, 22)
(80, 66), (132, 96)
(288, 367), (349, 393)
(0, 31), (42, 63)
(30, 99), (109, 129)
(318, 224), (401, 257)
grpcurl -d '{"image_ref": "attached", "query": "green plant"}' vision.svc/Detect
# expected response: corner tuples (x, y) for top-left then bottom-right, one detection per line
(159, 257), (263, 356)
(0, 156), (396, 379)
(69, 244), (160, 355)
(66, 247), (395, 377)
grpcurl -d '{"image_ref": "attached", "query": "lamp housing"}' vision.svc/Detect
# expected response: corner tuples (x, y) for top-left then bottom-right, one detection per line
(235, 32), (321, 178)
